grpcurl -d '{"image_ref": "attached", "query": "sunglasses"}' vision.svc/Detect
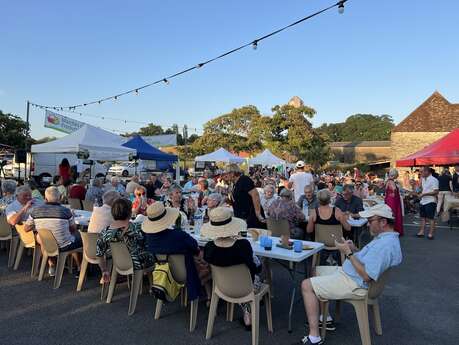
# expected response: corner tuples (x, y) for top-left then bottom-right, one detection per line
(136, 193), (145, 196)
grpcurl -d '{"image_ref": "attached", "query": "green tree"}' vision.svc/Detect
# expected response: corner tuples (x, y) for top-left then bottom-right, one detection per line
(304, 131), (332, 170)
(317, 114), (394, 141)
(33, 136), (57, 144)
(0, 110), (29, 149)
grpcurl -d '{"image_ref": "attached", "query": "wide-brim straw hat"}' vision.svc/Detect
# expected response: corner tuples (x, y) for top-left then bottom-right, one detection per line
(201, 207), (246, 239)
(142, 202), (179, 233)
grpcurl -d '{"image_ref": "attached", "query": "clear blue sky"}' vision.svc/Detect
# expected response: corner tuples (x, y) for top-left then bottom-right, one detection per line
(2, 0), (458, 139)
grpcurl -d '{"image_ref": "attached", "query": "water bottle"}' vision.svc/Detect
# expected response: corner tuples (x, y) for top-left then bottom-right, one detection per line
(302, 199), (309, 219)
(193, 208), (203, 236)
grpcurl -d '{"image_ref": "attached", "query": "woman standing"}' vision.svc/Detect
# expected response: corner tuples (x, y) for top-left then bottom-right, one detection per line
(58, 158), (71, 183)
(384, 168), (404, 236)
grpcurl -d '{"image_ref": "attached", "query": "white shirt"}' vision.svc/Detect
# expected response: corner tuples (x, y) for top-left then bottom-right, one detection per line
(289, 171), (314, 202)
(88, 204), (113, 233)
(420, 175), (439, 205)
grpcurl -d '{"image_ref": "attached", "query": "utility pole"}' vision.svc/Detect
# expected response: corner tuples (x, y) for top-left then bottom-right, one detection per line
(24, 100), (30, 180)
(183, 125), (188, 170)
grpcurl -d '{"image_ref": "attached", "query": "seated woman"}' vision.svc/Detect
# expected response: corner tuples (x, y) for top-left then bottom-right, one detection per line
(96, 198), (154, 283)
(142, 203), (202, 304)
(132, 186), (153, 217)
(202, 192), (224, 223)
(85, 178), (104, 206)
(307, 189), (351, 235)
(164, 185), (195, 229)
(268, 188), (305, 239)
(203, 207), (262, 330)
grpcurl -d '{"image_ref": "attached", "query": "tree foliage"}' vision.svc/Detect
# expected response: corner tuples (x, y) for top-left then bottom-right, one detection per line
(316, 114), (394, 141)
(0, 110), (29, 149)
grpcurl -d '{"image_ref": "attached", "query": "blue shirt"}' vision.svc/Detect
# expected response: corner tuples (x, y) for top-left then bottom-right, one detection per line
(343, 232), (402, 288)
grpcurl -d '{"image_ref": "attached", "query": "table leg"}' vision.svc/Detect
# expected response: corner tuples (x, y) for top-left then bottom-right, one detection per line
(288, 262), (297, 333)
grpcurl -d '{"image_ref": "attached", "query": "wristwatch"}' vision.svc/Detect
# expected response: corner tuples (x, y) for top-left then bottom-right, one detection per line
(345, 252), (354, 260)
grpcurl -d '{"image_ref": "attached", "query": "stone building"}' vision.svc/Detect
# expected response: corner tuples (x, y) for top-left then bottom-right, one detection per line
(330, 141), (391, 163)
(391, 91), (459, 166)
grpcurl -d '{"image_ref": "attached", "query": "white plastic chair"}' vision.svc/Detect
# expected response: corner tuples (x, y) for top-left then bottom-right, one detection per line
(14, 224), (41, 277)
(206, 264), (273, 345)
(0, 216), (16, 267)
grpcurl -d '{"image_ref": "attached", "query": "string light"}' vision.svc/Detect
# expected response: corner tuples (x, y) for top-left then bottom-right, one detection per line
(29, 0), (348, 111)
(163, 78), (170, 85)
(135, 89), (139, 95)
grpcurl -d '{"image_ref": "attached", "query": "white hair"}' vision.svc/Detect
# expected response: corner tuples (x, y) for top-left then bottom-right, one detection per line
(45, 186), (61, 203)
(388, 168), (399, 179)
(16, 185), (32, 196)
(111, 176), (120, 183)
(208, 192), (223, 204)
(103, 191), (120, 206)
(1, 179), (17, 194)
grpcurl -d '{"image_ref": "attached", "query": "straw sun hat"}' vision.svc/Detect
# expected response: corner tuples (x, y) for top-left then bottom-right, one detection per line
(141, 202), (179, 233)
(201, 207), (247, 239)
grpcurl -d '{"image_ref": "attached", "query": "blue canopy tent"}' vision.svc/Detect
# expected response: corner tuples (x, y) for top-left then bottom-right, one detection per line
(122, 136), (177, 170)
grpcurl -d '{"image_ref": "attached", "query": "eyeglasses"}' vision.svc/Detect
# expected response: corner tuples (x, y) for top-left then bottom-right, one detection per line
(136, 193), (145, 197)
(368, 216), (381, 224)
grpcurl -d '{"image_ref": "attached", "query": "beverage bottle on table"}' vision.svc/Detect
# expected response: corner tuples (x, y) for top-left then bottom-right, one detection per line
(193, 208), (204, 236)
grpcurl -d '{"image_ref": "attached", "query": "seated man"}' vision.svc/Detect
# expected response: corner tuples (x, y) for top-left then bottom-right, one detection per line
(88, 191), (120, 233)
(109, 176), (126, 195)
(299, 204), (402, 345)
(334, 184), (364, 218)
(297, 185), (319, 210)
(24, 186), (82, 276)
(6, 185), (42, 226)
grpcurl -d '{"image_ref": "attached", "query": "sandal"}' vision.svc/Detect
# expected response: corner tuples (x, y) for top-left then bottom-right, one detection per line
(416, 233), (424, 238)
(427, 234), (434, 240)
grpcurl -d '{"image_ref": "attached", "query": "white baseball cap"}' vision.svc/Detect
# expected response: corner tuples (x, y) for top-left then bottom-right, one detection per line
(359, 204), (394, 219)
(296, 160), (305, 168)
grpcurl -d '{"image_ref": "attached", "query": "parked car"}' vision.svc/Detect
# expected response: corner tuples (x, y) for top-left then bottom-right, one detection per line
(108, 162), (138, 177)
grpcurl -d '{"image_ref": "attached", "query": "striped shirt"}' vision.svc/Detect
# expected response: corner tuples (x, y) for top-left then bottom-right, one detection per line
(25, 203), (75, 248)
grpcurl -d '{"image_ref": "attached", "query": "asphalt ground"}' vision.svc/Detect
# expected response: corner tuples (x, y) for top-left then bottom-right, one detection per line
(1, 219), (458, 345)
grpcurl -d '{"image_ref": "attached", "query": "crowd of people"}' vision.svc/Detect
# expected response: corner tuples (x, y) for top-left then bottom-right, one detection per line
(2, 159), (459, 344)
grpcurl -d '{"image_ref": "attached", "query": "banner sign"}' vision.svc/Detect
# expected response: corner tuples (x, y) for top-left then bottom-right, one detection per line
(141, 134), (177, 147)
(44, 110), (86, 134)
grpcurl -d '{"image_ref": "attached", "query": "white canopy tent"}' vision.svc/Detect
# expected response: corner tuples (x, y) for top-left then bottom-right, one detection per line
(31, 124), (136, 160)
(249, 149), (285, 166)
(195, 147), (245, 164)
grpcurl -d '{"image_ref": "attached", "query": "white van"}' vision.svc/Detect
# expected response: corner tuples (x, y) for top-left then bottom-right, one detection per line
(30, 153), (108, 183)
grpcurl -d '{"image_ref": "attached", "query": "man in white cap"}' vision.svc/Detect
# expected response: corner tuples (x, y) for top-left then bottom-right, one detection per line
(298, 204), (402, 345)
(289, 160), (314, 203)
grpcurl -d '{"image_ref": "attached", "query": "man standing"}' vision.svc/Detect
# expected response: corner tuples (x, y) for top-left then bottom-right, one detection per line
(299, 204), (402, 344)
(452, 164), (459, 194)
(289, 161), (314, 203)
(416, 166), (439, 240)
(226, 164), (264, 228)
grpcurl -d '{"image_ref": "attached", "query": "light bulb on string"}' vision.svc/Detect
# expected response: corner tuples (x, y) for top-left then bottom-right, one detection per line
(163, 78), (170, 85)
(338, 2), (344, 14)
(196, 63), (204, 69)
(252, 41), (258, 50)
(98, 100), (102, 105)
(114, 96), (118, 101)
(135, 89), (139, 95)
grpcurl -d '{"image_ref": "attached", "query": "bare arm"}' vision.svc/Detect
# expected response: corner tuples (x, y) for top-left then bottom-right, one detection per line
(307, 209), (316, 233)
(336, 208), (351, 231)
(8, 201), (33, 226)
(335, 239), (371, 282)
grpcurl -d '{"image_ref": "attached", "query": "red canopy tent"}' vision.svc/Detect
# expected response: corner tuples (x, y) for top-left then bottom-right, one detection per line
(396, 128), (459, 167)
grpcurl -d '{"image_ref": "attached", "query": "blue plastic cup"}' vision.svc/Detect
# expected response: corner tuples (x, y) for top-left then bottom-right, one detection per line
(259, 236), (267, 247)
(264, 238), (273, 251)
(293, 240), (303, 253)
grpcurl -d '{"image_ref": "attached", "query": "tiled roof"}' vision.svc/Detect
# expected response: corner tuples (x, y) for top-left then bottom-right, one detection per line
(393, 91), (459, 132)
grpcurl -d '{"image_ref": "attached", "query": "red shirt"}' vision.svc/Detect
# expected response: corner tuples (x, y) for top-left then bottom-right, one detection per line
(59, 165), (71, 181)
(69, 184), (86, 200)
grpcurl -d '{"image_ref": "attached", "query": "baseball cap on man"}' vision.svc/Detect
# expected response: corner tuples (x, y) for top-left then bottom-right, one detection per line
(296, 160), (305, 168)
(359, 204), (394, 219)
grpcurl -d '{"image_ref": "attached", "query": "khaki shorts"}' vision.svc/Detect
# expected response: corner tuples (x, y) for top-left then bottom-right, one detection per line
(310, 266), (367, 301)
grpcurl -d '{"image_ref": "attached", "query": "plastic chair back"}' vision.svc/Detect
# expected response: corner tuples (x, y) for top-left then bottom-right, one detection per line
(80, 231), (99, 261)
(15, 224), (35, 248)
(368, 269), (390, 300)
(0, 216), (12, 238)
(68, 198), (82, 210)
(155, 254), (187, 284)
(82, 200), (94, 212)
(315, 224), (343, 247)
(110, 241), (134, 274)
(266, 217), (290, 237)
(211, 264), (253, 299)
(37, 229), (59, 256)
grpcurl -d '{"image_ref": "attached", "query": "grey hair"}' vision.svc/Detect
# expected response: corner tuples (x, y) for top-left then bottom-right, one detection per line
(279, 188), (293, 200)
(45, 186), (61, 203)
(317, 189), (331, 206)
(388, 168), (399, 179)
(168, 184), (182, 195)
(16, 185), (32, 196)
(263, 184), (275, 193)
(1, 179), (17, 194)
(103, 191), (120, 206)
(304, 185), (313, 193)
(111, 176), (120, 183)
(207, 192), (223, 204)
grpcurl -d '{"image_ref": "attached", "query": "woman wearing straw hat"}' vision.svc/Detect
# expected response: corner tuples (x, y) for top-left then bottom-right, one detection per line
(202, 207), (262, 330)
(142, 202), (202, 302)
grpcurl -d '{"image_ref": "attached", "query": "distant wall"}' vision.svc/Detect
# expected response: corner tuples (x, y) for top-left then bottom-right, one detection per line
(331, 142), (391, 164)
(390, 131), (448, 167)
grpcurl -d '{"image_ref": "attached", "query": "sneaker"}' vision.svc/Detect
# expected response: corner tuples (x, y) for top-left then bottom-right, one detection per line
(300, 336), (324, 344)
(48, 266), (56, 277)
(319, 319), (336, 331)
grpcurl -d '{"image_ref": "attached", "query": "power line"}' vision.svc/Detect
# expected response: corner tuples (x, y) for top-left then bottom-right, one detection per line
(29, 1), (348, 111)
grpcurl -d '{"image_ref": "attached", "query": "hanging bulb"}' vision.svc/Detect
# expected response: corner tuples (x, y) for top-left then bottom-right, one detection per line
(135, 89), (139, 95)
(196, 63), (204, 69)
(114, 96), (118, 101)
(252, 41), (258, 50)
(163, 78), (170, 85)
(338, 2), (344, 14)
(98, 100), (102, 105)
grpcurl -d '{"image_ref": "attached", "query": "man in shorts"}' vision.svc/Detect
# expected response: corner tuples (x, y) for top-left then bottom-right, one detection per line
(416, 166), (439, 240)
(299, 204), (402, 345)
